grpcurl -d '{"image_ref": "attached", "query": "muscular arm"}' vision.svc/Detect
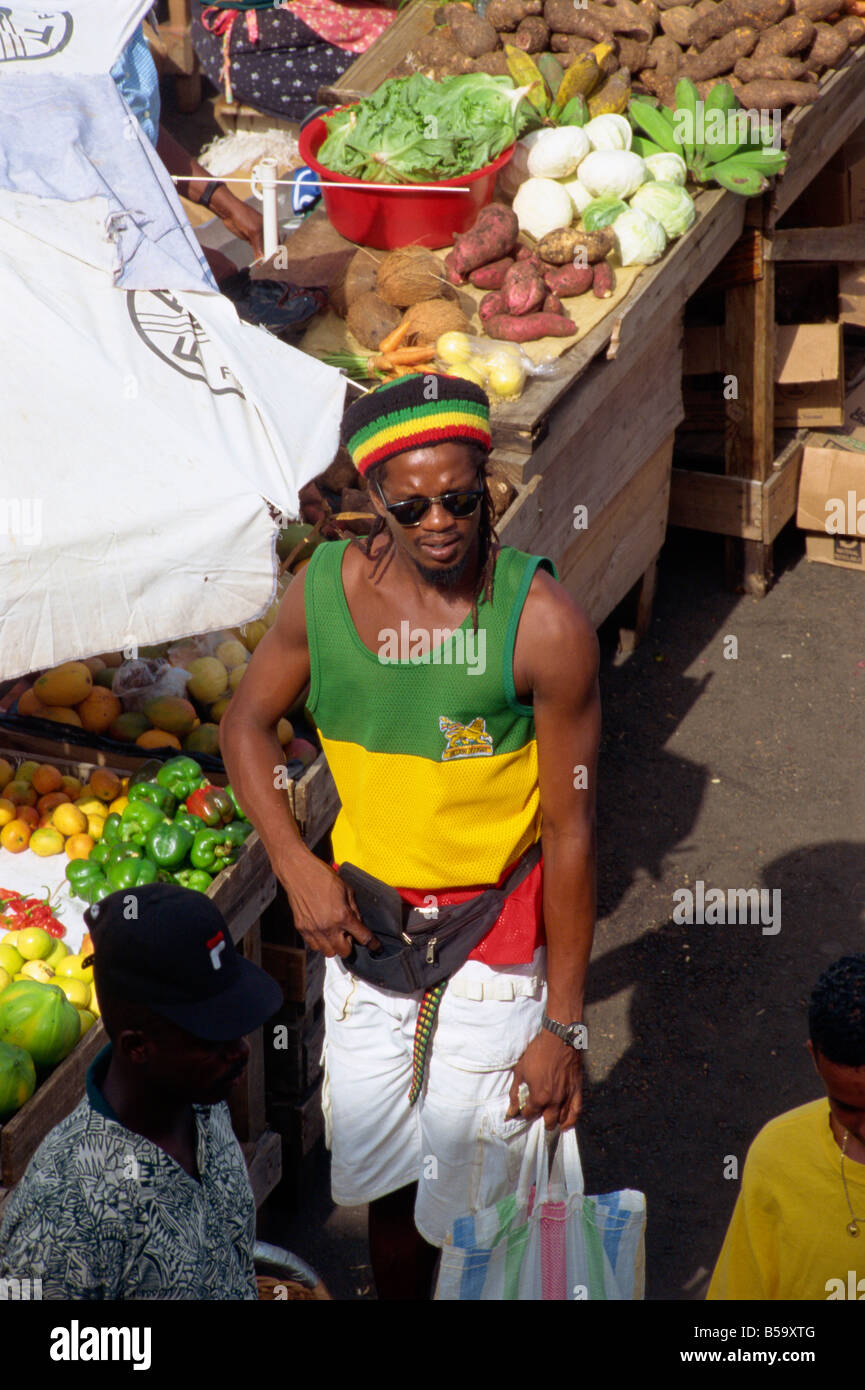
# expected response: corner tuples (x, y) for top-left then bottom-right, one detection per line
(219, 571), (376, 956)
(506, 571), (600, 1129)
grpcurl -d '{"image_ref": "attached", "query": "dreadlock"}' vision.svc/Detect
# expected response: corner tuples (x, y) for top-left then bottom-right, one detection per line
(357, 445), (500, 633)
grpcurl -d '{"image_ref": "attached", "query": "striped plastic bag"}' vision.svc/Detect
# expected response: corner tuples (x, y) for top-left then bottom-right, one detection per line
(436, 1123), (646, 1301)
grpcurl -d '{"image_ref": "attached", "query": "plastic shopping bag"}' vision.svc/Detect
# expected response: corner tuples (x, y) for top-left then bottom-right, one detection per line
(436, 1123), (646, 1301)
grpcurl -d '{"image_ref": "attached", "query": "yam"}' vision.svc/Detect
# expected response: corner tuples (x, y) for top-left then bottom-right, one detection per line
(537, 225), (615, 263)
(791, 0), (843, 18)
(660, 7), (700, 43)
(401, 298), (471, 345)
(617, 36), (653, 67)
(647, 31), (684, 75)
(346, 293), (403, 351)
(484, 311), (576, 339)
(805, 19), (850, 65)
(486, 0), (543, 30)
(604, 0), (657, 41)
(735, 51), (808, 73)
(469, 256), (516, 288)
(637, 0), (662, 27)
(440, 4), (499, 56)
(544, 0), (611, 39)
(735, 75), (820, 100)
(836, 14), (865, 40)
(471, 51), (513, 73)
(690, 0), (785, 47)
(696, 72), (745, 92)
(655, 0), (695, 7)
(411, 30), (476, 74)
(377, 246), (445, 307)
(680, 24), (759, 77)
(514, 14), (551, 48)
(550, 33), (597, 54)
(753, 13), (815, 51)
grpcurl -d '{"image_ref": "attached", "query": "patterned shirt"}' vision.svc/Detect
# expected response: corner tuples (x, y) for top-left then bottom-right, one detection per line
(0, 1046), (257, 1300)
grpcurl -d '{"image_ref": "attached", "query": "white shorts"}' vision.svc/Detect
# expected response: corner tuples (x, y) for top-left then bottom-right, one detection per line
(321, 948), (546, 1248)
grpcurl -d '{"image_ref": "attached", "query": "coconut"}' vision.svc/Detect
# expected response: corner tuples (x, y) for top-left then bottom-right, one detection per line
(401, 298), (470, 347)
(376, 246), (446, 307)
(345, 292), (402, 350)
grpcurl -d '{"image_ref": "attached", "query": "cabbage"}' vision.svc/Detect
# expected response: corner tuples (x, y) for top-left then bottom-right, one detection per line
(583, 114), (632, 152)
(527, 125), (591, 179)
(498, 129), (547, 200)
(630, 181), (696, 239)
(612, 208), (667, 266)
(512, 178), (574, 240)
(644, 152), (687, 187)
(559, 175), (593, 216)
(578, 150), (647, 201)
(582, 197), (628, 232)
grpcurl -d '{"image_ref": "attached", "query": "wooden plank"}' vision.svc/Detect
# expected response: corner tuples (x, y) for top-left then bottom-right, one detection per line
(242, 1130), (283, 1209)
(557, 436), (673, 628)
(763, 433), (807, 544)
(770, 50), (865, 225)
(210, 831), (276, 945)
(289, 753), (340, 849)
(0, 1022), (105, 1187)
(317, 0), (436, 105)
(724, 257), (775, 484)
(229, 922), (267, 1145)
(497, 473), (542, 553)
(770, 226), (865, 262)
(701, 228), (764, 291)
(618, 556), (659, 656)
(669, 469), (762, 540)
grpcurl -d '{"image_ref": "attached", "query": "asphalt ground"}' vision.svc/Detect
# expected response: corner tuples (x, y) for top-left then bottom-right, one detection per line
(260, 523), (865, 1300)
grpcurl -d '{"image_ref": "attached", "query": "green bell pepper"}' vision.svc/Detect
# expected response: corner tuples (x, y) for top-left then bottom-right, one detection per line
(106, 856), (159, 892)
(185, 785), (234, 827)
(128, 759), (164, 788)
(174, 868), (213, 893)
(156, 755), (207, 801)
(65, 860), (111, 905)
(89, 840), (112, 866)
(174, 808), (207, 836)
(222, 819), (252, 851)
(128, 781), (177, 817)
(189, 828), (235, 872)
(119, 799), (165, 844)
(224, 785), (249, 821)
(146, 820), (194, 870)
(102, 812), (123, 845)
(105, 843), (145, 869)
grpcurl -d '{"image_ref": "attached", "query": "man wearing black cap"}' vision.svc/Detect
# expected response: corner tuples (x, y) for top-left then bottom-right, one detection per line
(0, 883), (282, 1300)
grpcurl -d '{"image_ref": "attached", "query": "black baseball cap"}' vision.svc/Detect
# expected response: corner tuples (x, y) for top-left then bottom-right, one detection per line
(84, 883), (282, 1042)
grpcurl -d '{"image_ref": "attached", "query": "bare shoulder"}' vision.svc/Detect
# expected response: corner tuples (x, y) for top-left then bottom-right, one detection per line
(517, 566), (599, 672)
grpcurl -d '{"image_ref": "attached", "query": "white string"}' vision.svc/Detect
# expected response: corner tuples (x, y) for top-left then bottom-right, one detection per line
(169, 174), (471, 195)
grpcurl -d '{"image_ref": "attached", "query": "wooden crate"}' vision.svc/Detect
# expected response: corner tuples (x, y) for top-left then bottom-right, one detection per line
(317, 0), (436, 106)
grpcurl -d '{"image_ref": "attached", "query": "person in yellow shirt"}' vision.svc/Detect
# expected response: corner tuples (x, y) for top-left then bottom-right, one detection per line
(708, 955), (865, 1301)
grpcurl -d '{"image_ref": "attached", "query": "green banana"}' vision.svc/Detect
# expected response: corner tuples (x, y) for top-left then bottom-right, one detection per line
(701, 81), (746, 165)
(558, 94), (588, 127)
(628, 99), (680, 155)
(630, 134), (667, 159)
(674, 77), (700, 166)
(715, 147), (787, 175)
(709, 155), (770, 197)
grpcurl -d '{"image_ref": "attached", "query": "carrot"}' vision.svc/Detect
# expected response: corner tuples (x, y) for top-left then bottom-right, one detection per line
(386, 345), (439, 364)
(378, 320), (411, 355)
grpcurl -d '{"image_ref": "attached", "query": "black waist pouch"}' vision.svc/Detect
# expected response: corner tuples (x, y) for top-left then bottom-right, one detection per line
(338, 840), (542, 993)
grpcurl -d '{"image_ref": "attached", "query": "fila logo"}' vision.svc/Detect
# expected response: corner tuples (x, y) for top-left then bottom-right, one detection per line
(207, 930), (226, 971)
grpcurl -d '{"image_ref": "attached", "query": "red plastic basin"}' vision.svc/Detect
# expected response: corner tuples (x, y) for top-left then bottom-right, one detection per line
(298, 107), (515, 251)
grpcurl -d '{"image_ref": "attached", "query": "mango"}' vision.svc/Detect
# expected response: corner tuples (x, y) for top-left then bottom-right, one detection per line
(88, 768), (122, 802)
(34, 661), (93, 707)
(183, 724), (220, 757)
(142, 696), (197, 737)
(60, 775), (83, 798)
(16, 762), (39, 784)
(40, 707), (83, 727)
(81, 656), (106, 675)
(0, 759), (15, 791)
(185, 659), (228, 705)
(77, 687), (122, 733)
(108, 711), (150, 742)
(136, 729), (182, 751)
(17, 688), (49, 718)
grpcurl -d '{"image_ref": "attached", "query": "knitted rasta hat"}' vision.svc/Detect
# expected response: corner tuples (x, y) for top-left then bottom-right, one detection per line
(341, 372), (492, 476)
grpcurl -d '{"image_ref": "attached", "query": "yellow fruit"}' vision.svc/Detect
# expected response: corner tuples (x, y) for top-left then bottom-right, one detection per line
(0, 966), (10, 993)
(45, 940), (68, 970)
(77, 687), (123, 733)
(51, 803), (87, 836)
(0, 758), (14, 791)
(186, 657), (229, 704)
(76, 797), (107, 817)
(56, 977), (90, 1008)
(66, 833), (95, 861)
(486, 359), (526, 400)
(34, 661), (93, 707)
(37, 792), (70, 816)
(29, 826), (65, 857)
(75, 1007), (97, 1035)
(86, 815), (105, 841)
(240, 620), (267, 653)
(228, 665), (246, 691)
(20, 959), (54, 983)
(56, 955), (94, 986)
(60, 776), (83, 799)
(215, 640), (248, 669)
(4, 780), (36, 807)
(276, 718), (294, 746)
(1, 931), (21, 949)
(446, 363), (487, 388)
(136, 729), (182, 751)
(16, 688), (49, 717)
(210, 696), (232, 722)
(109, 795), (128, 815)
(88, 768), (122, 803)
(17, 927), (53, 961)
(183, 724), (220, 756)
(0, 944), (23, 976)
(436, 331), (472, 365)
(40, 707), (83, 727)
(0, 819), (31, 852)
(16, 761), (40, 784)
(0, 799), (15, 827)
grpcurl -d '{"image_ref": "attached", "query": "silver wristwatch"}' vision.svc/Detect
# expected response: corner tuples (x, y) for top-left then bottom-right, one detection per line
(542, 1012), (587, 1050)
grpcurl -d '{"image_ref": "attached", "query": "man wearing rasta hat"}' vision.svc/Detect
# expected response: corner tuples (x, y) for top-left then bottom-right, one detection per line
(222, 372), (600, 1298)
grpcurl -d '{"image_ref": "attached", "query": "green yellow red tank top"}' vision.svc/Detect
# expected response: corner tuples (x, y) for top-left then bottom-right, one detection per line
(304, 539), (557, 890)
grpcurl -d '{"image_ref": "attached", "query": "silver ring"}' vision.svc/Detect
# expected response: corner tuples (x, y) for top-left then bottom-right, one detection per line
(518, 1082), (531, 1111)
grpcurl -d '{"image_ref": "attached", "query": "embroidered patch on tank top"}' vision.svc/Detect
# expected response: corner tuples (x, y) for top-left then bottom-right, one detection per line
(439, 715), (494, 761)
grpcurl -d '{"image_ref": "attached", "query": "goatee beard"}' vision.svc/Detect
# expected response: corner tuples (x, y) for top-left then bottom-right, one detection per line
(411, 547), (473, 589)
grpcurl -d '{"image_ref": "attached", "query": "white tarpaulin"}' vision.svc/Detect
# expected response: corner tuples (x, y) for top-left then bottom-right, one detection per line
(0, 1), (346, 679)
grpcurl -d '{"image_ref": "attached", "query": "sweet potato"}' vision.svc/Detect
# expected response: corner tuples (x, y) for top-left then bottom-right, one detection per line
(735, 50), (808, 73)
(836, 13), (865, 40)
(515, 246), (544, 268)
(486, 0), (543, 29)
(592, 261), (615, 298)
(501, 260), (548, 314)
(543, 292), (565, 314)
(444, 249), (465, 285)
(805, 19), (850, 65)
(550, 33), (596, 54)
(791, 0), (843, 17)
(469, 256), (516, 288)
(753, 12), (815, 50)
(544, 0), (610, 39)
(514, 14), (551, 48)
(439, 4), (498, 55)
(680, 24), (758, 76)
(543, 262), (595, 296)
(450, 204), (519, 276)
(346, 292), (403, 351)
(537, 225), (615, 264)
(479, 290), (508, 322)
(485, 311), (576, 339)
(736, 75), (820, 100)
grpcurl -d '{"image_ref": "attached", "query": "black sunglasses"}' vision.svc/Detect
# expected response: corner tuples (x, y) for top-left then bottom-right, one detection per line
(375, 479), (484, 528)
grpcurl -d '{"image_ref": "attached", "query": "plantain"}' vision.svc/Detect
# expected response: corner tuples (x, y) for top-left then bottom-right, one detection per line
(587, 68), (631, 118)
(504, 44), (549, 117)
(700, 81), (747, 166)
(709, 156), (769, 197)
(628, 98), (680, 155)
(550, 53), (601, 119)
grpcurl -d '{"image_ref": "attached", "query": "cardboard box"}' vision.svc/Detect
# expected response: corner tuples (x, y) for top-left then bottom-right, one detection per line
(797, 445), (865, 571)
(683, 323), (845, 427)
